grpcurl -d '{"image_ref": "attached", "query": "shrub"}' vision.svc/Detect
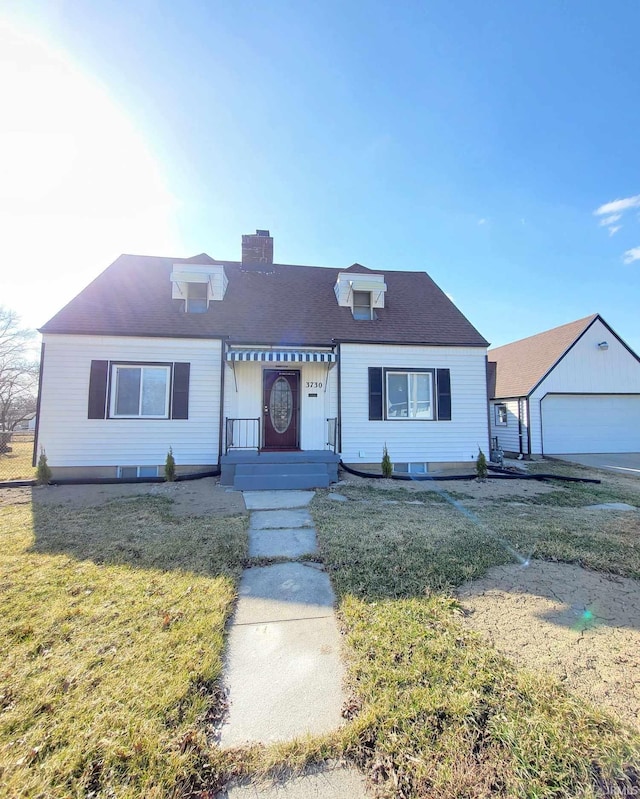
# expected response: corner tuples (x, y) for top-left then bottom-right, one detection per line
(381, 444), (393, 478)
(36, 447), (52, 485)
(476, 448), (488, 480)
(164, 446), (176, 482)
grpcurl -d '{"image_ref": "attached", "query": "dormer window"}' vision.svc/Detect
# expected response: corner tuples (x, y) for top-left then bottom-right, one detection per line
(170, 263), (228, 309)
(186, 282), (208, 313)
(334, 270), (387, 317)
(353, 291), (374, 320)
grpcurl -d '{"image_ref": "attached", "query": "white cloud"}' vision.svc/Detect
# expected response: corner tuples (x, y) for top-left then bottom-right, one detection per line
(609, 225), (622, 236)
(599, 213), (622, 226)
(477, 218), (487, 225)
(623, 247), (640, 265)
(594, 195), (640, 217)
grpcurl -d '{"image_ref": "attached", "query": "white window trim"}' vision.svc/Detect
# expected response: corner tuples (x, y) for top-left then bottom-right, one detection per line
(185, 281), (209, 313)
(110, 364), (171, 419)
(494, 403), (508, 426)
(352, 290), (374, 320)
(385, 370), (434, 420)
(118, 466), (159, 478)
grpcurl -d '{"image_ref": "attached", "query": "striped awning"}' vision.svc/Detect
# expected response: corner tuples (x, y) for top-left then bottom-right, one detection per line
(227, 349), (336, 363)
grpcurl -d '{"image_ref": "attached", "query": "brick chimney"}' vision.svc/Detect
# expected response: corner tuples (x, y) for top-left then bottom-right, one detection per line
(241, 229), (274, 266)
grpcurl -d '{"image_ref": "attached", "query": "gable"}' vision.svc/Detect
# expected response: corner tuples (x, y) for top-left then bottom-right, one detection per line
(531, 317), (640, 397)
(489, 314), (598, 398)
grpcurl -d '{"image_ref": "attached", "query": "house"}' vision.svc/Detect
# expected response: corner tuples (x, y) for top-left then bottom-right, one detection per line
(488, 314), (640, 457)
(35, 231), (490, 488)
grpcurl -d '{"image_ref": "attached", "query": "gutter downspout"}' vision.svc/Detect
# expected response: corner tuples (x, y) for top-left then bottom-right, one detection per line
(517, 397), (524, 455)
(526, 396), (532, 456)
(32, 341), (45, 467)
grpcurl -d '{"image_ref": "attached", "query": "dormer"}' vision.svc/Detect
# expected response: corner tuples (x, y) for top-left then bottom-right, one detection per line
(334, 267), (387, 320)
(170, 263), (228, 312)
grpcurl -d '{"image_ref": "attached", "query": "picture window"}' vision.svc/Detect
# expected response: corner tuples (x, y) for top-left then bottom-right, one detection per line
(386, 371), (433, 419)
(110, 365), (171, 418)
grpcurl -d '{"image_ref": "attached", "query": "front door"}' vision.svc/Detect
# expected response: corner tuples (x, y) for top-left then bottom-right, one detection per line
(263, 370), (300, 449)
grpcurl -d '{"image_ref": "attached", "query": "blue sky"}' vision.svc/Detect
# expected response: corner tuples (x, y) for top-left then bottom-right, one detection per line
(2, 1), (639, 351)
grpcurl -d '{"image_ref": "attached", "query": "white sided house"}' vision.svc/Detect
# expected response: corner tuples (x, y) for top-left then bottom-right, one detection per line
(488, 314), (640, 457)
(36, 231), (490, 488)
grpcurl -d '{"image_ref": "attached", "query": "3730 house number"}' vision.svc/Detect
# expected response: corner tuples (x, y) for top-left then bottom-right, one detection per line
(306, 381), (323, 388)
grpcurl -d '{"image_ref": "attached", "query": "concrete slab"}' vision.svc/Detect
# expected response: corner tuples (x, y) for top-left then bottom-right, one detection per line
(222, 763), (368, 798)
(249, 528), (318, 558)
(585, 502), (636, 511)
(250, 509), (314, 530)
(243, 491), (315, 510)
(552, 453), (640, 476)
(328, 493), (348, 502)
(218, 616), (346, 746)
(234, 563), (336, 624)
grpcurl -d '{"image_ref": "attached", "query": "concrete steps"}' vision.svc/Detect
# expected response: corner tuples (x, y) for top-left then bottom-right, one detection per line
(221, 450), (339, 490)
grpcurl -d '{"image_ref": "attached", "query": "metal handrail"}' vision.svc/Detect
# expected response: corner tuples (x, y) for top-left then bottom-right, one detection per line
(326, 417), (338, 453)
(225, 418), (260, 453)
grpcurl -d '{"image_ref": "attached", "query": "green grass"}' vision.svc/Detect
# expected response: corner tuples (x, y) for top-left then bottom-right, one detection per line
(0, 497), (247, 798)
(0, 438), (36, 482)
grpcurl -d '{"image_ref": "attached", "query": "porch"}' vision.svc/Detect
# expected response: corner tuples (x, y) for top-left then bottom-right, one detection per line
(220, 449), (340, 491)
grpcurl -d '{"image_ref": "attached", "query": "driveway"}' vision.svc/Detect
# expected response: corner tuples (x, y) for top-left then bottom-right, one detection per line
(551, 452), (640, 476)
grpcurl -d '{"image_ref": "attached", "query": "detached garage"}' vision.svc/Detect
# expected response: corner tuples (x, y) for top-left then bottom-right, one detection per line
(488, 314), (640, 456)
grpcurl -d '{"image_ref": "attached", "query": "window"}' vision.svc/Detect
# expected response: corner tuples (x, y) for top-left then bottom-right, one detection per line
(386, 371), (433, 419)
(118, 466), (159, 479)
(393, 462), (427, 474)
(185, 282), (208, 313)
(111, 365), (171, 418)
(352, 290), (373, 320)
(495, 403), (508, 426)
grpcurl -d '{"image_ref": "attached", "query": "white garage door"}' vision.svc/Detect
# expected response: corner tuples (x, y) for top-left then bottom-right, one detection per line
(542, 394), (640, 453)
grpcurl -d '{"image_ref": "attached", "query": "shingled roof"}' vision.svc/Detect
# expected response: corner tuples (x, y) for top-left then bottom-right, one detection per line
(488, 314), (599, 398)
(40, 254), (488, 347)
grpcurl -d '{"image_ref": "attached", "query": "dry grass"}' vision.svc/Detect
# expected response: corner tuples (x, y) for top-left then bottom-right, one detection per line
(308, 481), (640, 798)
(0, 496), (247, 798)
(0, 439), (35, 482)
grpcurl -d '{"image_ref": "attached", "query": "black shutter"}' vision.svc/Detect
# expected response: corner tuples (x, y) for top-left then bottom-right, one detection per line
(436, 369), (451, 420)
(88, 360), (109, 419)
(172, 363), (190, 419)
(368, 367), (383, 420)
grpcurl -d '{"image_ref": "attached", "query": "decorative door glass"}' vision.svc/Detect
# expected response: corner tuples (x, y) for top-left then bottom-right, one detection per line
(269, 376), (293, 433)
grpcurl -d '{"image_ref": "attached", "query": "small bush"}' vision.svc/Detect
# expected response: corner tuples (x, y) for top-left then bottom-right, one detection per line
(476, 448), (488, 480)
(164, 446), (176, 482)
(381, 444), (393, 478)
(36, 447), (52, 485)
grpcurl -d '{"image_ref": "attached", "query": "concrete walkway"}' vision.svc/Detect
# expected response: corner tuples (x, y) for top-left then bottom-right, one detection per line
(218, 490), (350, 747)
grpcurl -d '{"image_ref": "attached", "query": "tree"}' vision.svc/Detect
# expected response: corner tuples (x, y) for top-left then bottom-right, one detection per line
(0, 308), (39, 437)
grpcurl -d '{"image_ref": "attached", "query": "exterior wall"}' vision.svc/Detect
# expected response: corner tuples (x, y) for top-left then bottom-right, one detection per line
(340, 343), (489, 464)
(528, 319), (640, 454)
(37, 334), (222, 469)
(223, 360), (338, 451)
(489, 398), (528, 454)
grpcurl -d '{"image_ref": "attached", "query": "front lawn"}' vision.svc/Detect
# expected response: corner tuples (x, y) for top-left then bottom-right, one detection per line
(309, 478), (640, 798)
(0, 496), (247, 798)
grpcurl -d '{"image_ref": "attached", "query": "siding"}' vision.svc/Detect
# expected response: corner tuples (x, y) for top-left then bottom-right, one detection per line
(489, 398), (528, 454)
(529, 319), (640, 454)
(223, 361), (338, 450)
(38, 334), (221, 467)
(340, 344), (489, 464)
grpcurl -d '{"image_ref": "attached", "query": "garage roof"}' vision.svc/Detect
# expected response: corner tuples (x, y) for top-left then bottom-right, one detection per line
(488, 314), (600, 398)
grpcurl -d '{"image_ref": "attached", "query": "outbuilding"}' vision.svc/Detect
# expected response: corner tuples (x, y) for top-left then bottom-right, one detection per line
(488, 314), (640, 457)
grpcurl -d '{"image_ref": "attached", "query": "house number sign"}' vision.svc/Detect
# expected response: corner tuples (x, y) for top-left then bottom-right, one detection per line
(306, 381), (322, 388)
